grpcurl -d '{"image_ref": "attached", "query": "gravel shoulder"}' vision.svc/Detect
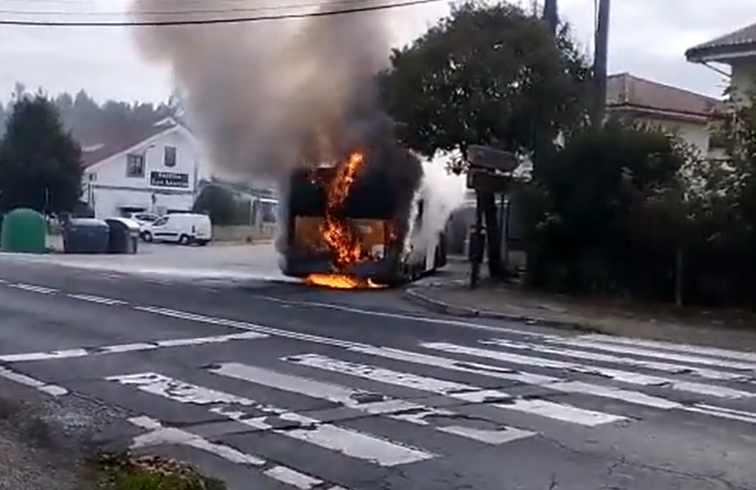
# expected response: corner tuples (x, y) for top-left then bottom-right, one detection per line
(0, 376), (130, 490)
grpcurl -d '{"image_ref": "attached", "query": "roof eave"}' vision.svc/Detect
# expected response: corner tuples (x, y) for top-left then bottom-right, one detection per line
(608, 103), (714, 124)
(686, 42), (756, 64)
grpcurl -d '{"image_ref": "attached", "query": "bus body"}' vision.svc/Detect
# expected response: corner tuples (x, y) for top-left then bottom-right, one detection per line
(279, 166), (447, 285)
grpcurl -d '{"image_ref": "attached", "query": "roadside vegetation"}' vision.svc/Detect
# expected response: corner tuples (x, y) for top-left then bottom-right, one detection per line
(382, 0), (756, 309)
(91, 452), (226, 490)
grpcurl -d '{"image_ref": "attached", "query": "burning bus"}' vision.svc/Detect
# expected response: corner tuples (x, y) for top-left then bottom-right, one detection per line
(279, 150), (448, 289)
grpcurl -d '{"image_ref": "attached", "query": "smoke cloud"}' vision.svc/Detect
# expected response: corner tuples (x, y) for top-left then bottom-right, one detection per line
(130, 0), (425, 259)
(128, 0), (405, 183)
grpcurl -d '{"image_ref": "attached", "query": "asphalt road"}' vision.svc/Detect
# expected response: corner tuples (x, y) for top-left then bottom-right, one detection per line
(0, 254), (754, 490)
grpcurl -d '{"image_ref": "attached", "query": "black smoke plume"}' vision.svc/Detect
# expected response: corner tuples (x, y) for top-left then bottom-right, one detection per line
(128, 0), (423, 253)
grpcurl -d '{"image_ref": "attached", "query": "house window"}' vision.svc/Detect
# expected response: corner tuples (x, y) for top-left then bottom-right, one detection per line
(126, 154), (145, 178)
(164, 146), (177, 167)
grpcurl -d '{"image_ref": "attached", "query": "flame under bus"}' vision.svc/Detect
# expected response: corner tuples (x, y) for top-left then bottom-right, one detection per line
(280, 166), (448, 286)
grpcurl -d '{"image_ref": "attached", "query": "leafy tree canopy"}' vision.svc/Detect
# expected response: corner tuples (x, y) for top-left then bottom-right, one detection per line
(1, 83), (179, 144)
(380, 1), (592, 161)
(192, 184), (249, 226)
(0, 94), (84, 215)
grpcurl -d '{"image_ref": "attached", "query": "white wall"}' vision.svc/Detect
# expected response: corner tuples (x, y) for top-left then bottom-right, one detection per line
(83, 127), (205, 218)
(730, 58), (756, 104)
(88, 188), (194, 218)
(634, 115), (711, 156)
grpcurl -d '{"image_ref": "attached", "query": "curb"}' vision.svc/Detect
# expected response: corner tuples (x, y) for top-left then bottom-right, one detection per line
(403, 287), (603, 333)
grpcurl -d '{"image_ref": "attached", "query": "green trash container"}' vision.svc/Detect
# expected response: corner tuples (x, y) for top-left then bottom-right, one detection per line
(1, 208), (47, 254)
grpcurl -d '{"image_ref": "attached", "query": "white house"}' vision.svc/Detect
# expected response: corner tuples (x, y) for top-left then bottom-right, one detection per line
(686, 22), (756, 104)
(605, 73), (724, 158)
(80, 117), (212, 218)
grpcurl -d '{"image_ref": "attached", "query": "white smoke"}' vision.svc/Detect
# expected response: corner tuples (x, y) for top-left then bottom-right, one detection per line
(406, 151), (467, 260)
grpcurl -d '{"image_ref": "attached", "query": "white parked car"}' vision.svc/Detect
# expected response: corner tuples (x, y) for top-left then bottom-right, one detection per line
(140, 213), (212, 246)
(124, 212), (161, 231)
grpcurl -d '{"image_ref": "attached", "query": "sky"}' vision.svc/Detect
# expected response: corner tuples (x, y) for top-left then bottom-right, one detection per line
(0, 0), (754, 105)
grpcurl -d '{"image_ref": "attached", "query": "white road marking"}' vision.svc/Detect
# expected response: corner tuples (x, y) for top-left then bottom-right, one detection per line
(481, 338), (750, 382)
(9, 283), (56, 294)
(120, 306), (696, 410)
(285, 353), (624, 427)
(20, 297), (752, 425)
(67, 293), (127, 306)
(129, 416), (342, 490)
(110, 372), (435, 467)
(421, 342), (756, 399)
(0, 366), (68, 396)
(573, 334), (756, 364)
(211, 362), (535, 445)
(346, 345), (684, 410)
(682, 404), (756, 425)
(0, 332), (268, 363)
(129, 415), (266, 464)
(0, 348), (89, 363)
(263, 466), (323, 489)
(552, 338), (756, 371)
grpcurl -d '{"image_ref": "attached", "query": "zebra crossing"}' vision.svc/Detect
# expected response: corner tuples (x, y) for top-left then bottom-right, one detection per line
(102, 330), (756, 489)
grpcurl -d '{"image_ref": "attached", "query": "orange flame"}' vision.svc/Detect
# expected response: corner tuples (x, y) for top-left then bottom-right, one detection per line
(304, 152), (384, 289)
(305, 273), (385, 289)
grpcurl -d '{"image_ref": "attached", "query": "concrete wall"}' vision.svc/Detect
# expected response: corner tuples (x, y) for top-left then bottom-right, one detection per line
(212, 224), (276, 243)
(88, 188), (195, 219)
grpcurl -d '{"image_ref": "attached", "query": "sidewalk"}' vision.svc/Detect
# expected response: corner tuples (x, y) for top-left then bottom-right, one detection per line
(407, 269), (756, 351)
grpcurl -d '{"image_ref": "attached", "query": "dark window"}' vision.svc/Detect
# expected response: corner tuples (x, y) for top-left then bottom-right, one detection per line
(126, 154), (145, 177)
(164, 146), (177, 167)
(261, 201), (277, 223)
(135, 213), (158, 222)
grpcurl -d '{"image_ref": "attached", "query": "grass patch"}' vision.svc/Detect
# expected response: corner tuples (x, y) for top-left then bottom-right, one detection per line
(93, 452), (226, 490)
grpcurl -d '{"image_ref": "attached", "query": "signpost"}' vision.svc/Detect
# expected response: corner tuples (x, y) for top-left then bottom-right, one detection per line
(465, 145), (518, 289)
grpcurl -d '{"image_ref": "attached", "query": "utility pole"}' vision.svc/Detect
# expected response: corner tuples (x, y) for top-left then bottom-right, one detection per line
(542, 0), (558, 34)
(592, 0), (611, 127)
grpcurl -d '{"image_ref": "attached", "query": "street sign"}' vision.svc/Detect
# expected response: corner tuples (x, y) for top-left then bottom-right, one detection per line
(467, 170), (511, 192)
(467, 145), (518, 173)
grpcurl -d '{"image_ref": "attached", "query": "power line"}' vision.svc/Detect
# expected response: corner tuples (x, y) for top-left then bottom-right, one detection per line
(0, 0), (443, 26)
(0, 0), (369, 17)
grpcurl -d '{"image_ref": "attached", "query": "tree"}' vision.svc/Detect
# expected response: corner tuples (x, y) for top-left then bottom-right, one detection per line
(192, 184), (247, 225)
(0, 95), (83, 216)
(0, 102), (6, 136)
(380, 1), (591, 277)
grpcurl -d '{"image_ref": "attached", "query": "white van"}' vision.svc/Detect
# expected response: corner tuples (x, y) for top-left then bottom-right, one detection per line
(141, 213), (212, 246)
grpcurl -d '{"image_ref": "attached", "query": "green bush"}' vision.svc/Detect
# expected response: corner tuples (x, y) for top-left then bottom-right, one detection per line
(526, 120), (684, 295)
(95, 453), (226, 490)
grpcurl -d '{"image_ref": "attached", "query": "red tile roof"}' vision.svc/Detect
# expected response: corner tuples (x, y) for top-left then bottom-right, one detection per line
(686, 22), (756, 61)
(607, 73), (723, 119)
(79, 119), (177, 168)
